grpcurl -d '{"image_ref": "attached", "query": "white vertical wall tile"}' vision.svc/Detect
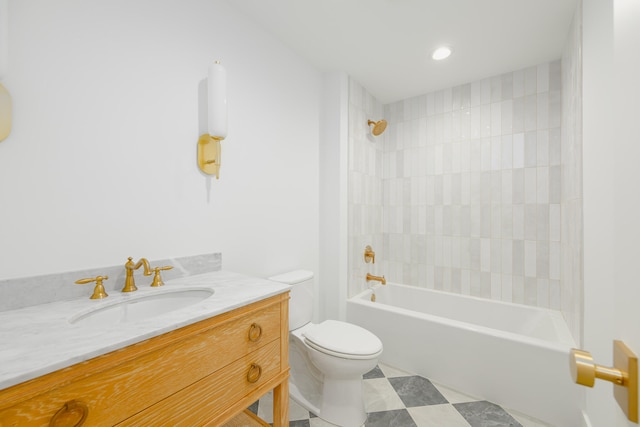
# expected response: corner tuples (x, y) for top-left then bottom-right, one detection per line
(524, 95), (537, 132)
(537, 166), (549, 203)
(513, 133), (525, 168)
(502, 205), (513, 239)
(491, 137), (502, 171)
(481, 104), (491, 137)
(501, 100), (513, 134)
(524, 131), (537, 167)
(491, 102), (502, 136)
(491, 273), (502, 299)
(501, 135), (513, 169)
(524, 168), (537, 204)
(513, 204), (524, 239)
(512, 276), (524, 304)
(491, 238), (502, 272)
(512, 240), (524, 276)
(550, 204), (561, 241)
(537, 92), (549, 129)
(512, 97), (524, 133)
(501, 274), (513, 302)
(525, 204), (537, 240)
(481, 139), (492, 171)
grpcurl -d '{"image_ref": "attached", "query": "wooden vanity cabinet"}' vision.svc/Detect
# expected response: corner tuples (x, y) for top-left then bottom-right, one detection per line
(0, 292), (290, 427)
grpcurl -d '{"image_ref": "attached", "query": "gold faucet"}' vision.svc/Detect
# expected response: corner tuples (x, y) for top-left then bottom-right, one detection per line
(123, 257), (152, 292)
(366, 273), (386, 285)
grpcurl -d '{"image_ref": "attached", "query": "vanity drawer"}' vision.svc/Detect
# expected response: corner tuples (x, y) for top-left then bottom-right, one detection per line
(116, 339), (282, 426)
(0, 297), (284, 427)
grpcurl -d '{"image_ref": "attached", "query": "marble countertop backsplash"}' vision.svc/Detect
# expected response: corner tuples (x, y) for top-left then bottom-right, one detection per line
(0, 254), (291, 391)
(0, 253), (222, 312)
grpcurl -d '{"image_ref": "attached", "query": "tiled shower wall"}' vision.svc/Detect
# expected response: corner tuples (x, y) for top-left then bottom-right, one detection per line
(348, 7), (583, 343)
(380, 61), (563, 308)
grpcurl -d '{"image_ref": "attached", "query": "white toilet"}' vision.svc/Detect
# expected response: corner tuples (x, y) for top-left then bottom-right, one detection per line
(268, 270), (383, 427)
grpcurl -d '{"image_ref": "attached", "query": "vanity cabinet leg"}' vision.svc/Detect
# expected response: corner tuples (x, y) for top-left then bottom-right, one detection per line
(272, 381), (289, 427)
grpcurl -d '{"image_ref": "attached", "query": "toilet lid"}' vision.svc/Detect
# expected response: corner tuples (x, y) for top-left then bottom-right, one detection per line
(303, 320), (383, 359)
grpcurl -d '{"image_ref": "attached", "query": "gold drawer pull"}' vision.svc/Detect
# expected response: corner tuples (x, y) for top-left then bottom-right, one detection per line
(248, 323), (262, 342)
(50, 400), (88, 427)
(247, 363), (262, 383)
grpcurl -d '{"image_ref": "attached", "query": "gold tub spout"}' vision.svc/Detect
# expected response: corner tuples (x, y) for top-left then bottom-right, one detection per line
(366, 273), (386, 285)
(123, 257), (152, 292)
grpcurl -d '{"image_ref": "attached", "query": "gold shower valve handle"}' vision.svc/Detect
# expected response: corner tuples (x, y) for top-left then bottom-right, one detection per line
(364, 245), (376, 264)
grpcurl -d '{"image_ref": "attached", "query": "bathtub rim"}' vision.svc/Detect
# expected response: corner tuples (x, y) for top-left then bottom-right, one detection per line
(349, 283), (576, 352)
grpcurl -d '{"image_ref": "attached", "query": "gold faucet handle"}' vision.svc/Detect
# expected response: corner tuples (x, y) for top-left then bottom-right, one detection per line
(75, 275), (109, 299)
(150, 266), (173, 287)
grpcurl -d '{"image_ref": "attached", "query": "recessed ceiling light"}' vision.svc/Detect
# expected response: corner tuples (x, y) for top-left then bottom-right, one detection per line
(432, 46), (452, 61)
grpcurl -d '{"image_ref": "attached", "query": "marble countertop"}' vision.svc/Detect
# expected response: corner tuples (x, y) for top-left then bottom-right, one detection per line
(0, 270), (290, 391)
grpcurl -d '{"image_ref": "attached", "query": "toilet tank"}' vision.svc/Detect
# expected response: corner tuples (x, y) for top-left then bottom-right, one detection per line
(268, 270), (314, 331)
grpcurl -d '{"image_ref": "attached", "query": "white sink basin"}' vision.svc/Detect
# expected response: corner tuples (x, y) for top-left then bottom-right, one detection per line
(69, 288), (214, 326)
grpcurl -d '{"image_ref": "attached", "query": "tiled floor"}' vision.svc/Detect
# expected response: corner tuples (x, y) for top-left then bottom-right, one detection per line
(249, 363), (553, 427)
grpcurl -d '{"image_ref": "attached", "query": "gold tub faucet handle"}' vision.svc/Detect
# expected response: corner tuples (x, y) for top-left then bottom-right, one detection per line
(75, 275), (109, 299)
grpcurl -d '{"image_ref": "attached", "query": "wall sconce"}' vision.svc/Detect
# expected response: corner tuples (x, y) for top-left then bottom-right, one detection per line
(198, 60), (227, 177)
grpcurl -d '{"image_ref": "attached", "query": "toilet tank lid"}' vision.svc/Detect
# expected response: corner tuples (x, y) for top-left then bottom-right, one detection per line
(268, 270), (314, 284)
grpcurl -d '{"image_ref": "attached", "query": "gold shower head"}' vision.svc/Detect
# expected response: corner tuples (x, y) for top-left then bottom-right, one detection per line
(368, 119), (387, 136)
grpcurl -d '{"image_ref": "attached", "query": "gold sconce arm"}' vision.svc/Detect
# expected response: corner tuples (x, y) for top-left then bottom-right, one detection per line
(570, 341), (638, 422)
(198, 134), (223, 178)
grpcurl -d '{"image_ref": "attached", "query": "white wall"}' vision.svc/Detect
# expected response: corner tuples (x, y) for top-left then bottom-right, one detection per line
(319, 71), (349, 321)
(0, 0), (321, 280)
(583, 0), (640, 424)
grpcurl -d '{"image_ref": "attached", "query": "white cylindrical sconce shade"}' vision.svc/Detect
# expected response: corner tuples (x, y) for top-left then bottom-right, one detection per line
(208, 60), (227, 140)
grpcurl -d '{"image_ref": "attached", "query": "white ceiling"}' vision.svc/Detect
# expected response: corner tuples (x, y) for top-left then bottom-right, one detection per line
(226, 0), (578, 104)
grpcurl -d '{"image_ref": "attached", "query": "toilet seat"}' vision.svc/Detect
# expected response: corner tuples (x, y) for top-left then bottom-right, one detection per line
(303, 320), (383, 360)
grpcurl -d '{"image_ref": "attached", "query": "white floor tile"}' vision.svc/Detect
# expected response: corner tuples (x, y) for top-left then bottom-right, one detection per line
(363, 378), (406, 413)
(408, 404), (471, 427)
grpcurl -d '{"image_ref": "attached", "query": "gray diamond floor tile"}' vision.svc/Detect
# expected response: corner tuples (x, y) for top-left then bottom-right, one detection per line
(364, 365), (385, 380)
(453, 401), (523, 427)
(388, 375), (449, 407)
(365, 409), (417, 427)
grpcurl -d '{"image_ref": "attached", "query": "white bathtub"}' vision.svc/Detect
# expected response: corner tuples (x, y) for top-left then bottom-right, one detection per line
(347, 283), (585, 427)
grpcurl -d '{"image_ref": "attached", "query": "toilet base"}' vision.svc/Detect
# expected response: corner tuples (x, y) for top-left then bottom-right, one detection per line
(320, 377), (367, 427)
